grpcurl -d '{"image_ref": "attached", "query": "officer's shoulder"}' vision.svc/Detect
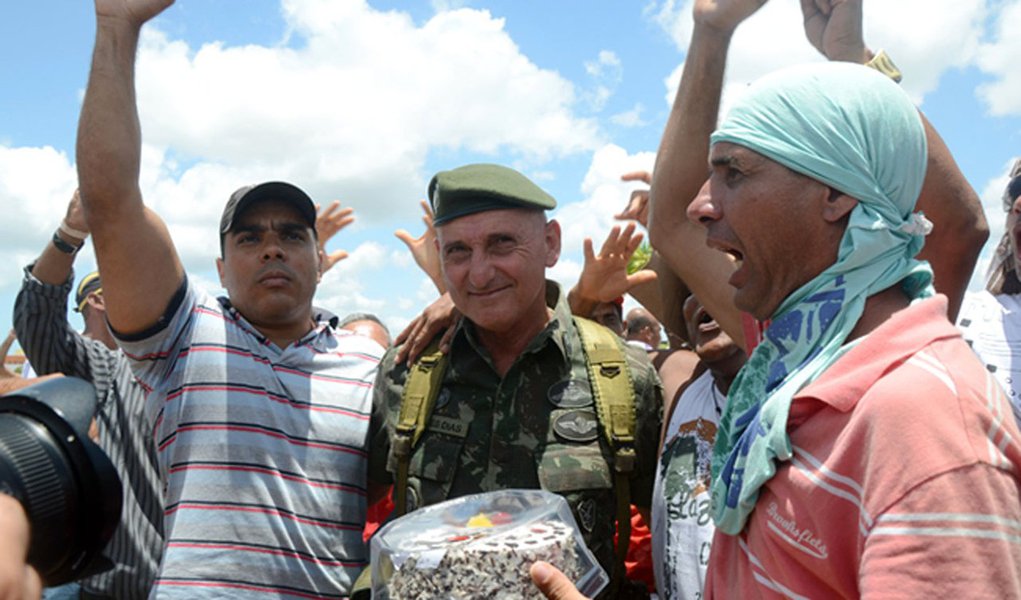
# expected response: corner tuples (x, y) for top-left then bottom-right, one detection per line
(380, 331), (449, 381)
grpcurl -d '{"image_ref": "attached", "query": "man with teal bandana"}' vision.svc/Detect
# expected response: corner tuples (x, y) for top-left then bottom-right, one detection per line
(686, 59), (1021, 597)
(532, 0), (1020, 598)
(679, 23), (1021, 600)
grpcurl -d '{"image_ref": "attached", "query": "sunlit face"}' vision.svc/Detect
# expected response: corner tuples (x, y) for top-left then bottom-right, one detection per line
(437, 208), (560, 336)
(590, 302), (624, 336)
(216, 200), (321, 334)
(686, 143), (843, 320)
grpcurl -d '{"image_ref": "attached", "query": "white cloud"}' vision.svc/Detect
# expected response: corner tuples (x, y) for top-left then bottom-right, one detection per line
(19, 0), (607, 328)
(551, 144), (656, 291)
(0, 145), (77, 239)
(431, 0), (472, 12)
(0, 146), (80, 293)
(583, 50), (623, 112)
(975, 0), (1021, 116)
(652, 0), (987, 110)
(610, 104), (647, 127)
(132, 0), (601, 231)
(322, 240), (389, 283)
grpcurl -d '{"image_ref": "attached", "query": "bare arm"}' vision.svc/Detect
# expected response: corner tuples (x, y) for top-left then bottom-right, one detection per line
(801, 0), (987, 320)
(914, 116), (987, 321)
(30, 190), (89, 288)
(76, 0), (183, 336)
(648, 1), (768, 351)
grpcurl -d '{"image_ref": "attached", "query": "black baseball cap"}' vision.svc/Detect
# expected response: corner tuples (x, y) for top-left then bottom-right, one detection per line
(220, 182), (317, 251)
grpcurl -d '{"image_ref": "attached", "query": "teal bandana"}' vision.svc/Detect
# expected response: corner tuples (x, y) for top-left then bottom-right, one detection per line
(708, 62), (934, 535)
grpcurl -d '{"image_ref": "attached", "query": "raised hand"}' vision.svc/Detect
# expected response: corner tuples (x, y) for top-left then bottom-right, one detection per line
(394, 200), (445, 294)
(569, 223), (658, 317)
(800, 0), (867, 63)
(94, 0), (175, 27)
(617, 171), (653, 227)
(315, 200), (355, 275)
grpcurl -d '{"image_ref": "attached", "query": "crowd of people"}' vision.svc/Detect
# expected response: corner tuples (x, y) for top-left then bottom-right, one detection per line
(2, 0), (1020, 599)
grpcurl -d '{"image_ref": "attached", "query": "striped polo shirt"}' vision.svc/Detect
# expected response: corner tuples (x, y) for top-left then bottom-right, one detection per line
(706, 296), (1021, 598)
(119, 278), (382, 599)
(15, 265), (163, 599)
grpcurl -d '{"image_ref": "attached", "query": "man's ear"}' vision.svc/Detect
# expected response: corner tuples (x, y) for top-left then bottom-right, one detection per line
(545, 219), (562, 267)
(317, 248), (325, 282)
(86, 293), (105, 312)
(215, 256), (226, 288)
(822, 188), (858, 223)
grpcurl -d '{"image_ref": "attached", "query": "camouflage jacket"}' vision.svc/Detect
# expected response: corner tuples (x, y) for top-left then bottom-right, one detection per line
(368, 282), (663, 577)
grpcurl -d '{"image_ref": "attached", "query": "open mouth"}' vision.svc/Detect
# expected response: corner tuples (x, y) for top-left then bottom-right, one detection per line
(694, 305), (719, 333)
(706, 233), (744, 265)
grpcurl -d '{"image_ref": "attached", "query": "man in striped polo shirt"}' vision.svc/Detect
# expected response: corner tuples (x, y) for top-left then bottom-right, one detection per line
(74, 1), (383, 597)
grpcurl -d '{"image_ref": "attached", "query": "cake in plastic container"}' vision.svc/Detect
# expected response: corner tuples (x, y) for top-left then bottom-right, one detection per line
(370, 489), (608, 599)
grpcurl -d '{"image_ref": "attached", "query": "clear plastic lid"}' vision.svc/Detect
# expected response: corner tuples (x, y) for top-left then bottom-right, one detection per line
(370, 489), (608, 599)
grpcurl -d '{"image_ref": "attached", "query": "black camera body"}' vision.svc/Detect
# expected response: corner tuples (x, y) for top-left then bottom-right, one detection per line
(0, 377), (122, 585)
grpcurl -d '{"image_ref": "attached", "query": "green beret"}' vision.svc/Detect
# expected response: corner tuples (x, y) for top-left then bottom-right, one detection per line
(429, 163), (557, 226)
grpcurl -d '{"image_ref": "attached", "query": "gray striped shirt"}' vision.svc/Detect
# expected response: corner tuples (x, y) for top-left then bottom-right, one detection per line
(14, 264), (163, 599)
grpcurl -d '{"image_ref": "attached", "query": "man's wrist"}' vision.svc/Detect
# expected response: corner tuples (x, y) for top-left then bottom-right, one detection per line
(51, 230), (84, 255)
(691, 20), (737, 46)
(567, 285), (599, 318)
(58, 220), (88, 242)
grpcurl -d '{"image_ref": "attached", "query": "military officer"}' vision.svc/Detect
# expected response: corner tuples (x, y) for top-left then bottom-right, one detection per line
(368, 164), (662, 597)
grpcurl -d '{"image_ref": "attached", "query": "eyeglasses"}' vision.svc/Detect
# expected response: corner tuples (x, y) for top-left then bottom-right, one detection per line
(1004, 176), (1021, 213)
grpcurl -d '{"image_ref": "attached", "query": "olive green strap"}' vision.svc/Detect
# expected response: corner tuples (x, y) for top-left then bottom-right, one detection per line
(349, 566), (373, 600)
(574, 317), (637, 588)
(392, 343), (448, 518)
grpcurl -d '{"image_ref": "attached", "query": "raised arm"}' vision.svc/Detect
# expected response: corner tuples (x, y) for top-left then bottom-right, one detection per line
(913, 116), (987, 321)
(76, 0), (183, 336)
(801, 0), (988, 320)
(648, 0), (769, 350)
(14, 191), (98, 379)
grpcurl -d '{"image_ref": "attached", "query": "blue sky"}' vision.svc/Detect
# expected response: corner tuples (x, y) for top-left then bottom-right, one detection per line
(1, 0), (1020, 341)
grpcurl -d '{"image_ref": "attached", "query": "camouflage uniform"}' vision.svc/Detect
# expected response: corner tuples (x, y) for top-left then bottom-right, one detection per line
(368, 282), (663, 583)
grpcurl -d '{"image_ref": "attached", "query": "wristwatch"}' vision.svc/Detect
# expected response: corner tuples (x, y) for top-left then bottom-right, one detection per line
(52, 231), (83, 255)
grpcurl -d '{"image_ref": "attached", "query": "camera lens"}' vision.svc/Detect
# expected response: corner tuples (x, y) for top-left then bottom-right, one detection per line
(0, 377), (122, 585)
